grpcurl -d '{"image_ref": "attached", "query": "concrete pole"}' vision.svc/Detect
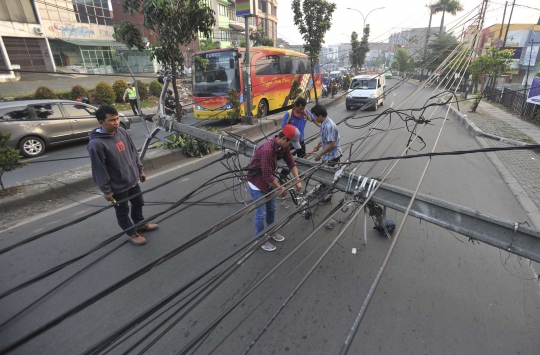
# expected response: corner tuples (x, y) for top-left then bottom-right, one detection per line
(420, 6), (433, 82)
(242, 15), (255, 125)
(502, 0), (515, 48)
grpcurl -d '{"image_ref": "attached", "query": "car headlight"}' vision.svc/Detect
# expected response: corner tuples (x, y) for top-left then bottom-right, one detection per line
(346, 94), (352, 99)
(196, 105), (202, 110)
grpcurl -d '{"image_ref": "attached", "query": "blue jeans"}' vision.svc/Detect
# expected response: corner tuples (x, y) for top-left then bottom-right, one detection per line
(113, 184), (145, 236)
(248, 186), (276, 238)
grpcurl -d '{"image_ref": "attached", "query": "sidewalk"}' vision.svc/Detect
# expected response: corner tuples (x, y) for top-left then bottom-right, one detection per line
(456, 99), (540, 228)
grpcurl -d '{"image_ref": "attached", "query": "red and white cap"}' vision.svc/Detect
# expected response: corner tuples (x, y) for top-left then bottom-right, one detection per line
(282, 124), (302, 149)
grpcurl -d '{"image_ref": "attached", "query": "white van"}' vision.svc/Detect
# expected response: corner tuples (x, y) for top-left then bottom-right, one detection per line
(346, 74), (386, 111)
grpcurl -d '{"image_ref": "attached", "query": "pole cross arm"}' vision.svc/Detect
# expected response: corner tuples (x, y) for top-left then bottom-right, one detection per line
(171, 122), (540, 262)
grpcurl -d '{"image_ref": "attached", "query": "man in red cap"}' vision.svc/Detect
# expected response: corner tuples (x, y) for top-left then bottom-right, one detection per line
(247, 124), (303, 251)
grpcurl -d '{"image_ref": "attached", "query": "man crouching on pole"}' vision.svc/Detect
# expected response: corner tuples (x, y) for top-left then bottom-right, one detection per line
(247, 124), (303, 252)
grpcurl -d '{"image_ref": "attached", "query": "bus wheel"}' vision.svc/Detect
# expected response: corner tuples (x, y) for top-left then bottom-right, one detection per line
(257, 99), (268, 118)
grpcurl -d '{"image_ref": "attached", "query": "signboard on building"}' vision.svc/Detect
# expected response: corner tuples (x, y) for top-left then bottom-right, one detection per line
(523, 46), (539, 66)
(236, 0), (258, 17)
(527, 78), (540, 105)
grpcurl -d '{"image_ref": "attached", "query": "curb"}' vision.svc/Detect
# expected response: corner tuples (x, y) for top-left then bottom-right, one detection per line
(0, 95), (344, 217)
(444, 102), (533, 147)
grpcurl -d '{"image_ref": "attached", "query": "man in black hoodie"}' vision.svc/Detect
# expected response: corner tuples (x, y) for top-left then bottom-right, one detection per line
(88, 106), (158, 245)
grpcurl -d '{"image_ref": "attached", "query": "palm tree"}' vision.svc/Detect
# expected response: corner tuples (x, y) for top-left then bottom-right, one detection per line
(431, 0), (464, 34)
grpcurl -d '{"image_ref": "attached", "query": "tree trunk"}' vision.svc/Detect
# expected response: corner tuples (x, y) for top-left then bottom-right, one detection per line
(171, 66), (183, 123)
(439, 11), (446, 34)
(311, 66), (319, 104)
(0, 174), (4, 190)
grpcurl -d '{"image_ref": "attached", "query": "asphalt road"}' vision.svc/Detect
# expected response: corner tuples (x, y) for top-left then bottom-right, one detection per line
(1, 79), (539, 355)
(2, 112), (226, 187)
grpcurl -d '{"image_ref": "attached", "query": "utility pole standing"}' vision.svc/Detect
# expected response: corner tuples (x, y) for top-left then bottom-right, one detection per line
(498, 1), (508, 46)
(420, 4), (434, 83)
(502, 0), (516, 48)
(242, 15), (255, 125)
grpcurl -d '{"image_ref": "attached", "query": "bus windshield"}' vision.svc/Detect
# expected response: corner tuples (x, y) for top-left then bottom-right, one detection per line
(192, 50), (240, 97)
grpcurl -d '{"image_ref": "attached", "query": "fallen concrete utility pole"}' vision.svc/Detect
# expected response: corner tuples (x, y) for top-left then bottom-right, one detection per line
(169, 121), (540, 263)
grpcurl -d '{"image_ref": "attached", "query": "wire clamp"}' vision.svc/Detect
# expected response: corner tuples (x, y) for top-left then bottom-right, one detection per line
(508, 222), (519, 250)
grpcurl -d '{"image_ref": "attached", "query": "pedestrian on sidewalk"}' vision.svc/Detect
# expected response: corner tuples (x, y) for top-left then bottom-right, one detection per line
(281, 97), (321, 158)
(123, 82), (139, 116)
(312, 104), (342, 204)
(247, 124), (303, 251)
(88, 106), (158, 245)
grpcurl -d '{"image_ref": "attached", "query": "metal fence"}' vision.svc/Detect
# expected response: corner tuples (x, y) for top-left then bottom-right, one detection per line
(481, 86), (538, 119)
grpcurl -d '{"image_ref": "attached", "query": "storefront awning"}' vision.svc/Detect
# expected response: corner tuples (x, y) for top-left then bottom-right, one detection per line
(229, 23), (245, 32)
(54, 39), (128, 49)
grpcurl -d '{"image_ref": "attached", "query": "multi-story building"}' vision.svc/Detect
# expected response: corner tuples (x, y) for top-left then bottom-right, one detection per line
(338, 42), (351, 67)
(366, 42), (391, 69)
(0, 0), (55, 81)
(389, 26), (445, 59)
(257, 0), (277, 44)
(38, 0), (125, 73)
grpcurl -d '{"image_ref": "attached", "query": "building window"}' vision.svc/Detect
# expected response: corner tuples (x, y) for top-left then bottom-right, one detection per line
(229, 8), (238, 21)
(272, 6), (277, 16)
(71, 0), (113, 26)
(220, 31), (230, 41)
(219, 4), (228, 16)
(0, 0), (38, 23)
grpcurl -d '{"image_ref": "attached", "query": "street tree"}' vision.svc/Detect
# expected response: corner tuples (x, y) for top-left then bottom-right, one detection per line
(0, 132), (27, 191)
(250, 27), (274, 47)
(349, 31), (361, 73)
(431, 0), (464, 34)
(292, 0), (337, 104)
(392, 47), (414, 77)
(468, 46), (514, 111)
(114, 0), (216, 123)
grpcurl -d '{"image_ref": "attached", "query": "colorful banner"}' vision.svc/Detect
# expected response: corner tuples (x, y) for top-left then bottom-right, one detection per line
(526, 77), (540, 105)
(236, 0), (252, 17)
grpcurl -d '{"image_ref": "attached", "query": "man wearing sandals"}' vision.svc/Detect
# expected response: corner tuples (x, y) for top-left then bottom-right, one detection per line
(88, 106), (158, 246)
(247, 125), (303, 251)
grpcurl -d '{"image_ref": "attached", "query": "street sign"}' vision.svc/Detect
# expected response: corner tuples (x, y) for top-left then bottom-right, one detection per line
(236, 0), (258, 17)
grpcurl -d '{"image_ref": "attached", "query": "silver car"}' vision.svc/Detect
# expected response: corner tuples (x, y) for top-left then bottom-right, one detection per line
(0, 100), (131, 157)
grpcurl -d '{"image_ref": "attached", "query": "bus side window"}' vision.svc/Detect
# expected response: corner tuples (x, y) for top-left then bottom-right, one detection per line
(289, 56), (299, 74)
(280, 55), (293, 74)
(255, 57), (272, 75)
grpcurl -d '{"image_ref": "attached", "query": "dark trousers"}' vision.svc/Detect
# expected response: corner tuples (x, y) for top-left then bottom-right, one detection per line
(113, 184), (145, 236)
(293, 140), (307, 158)
(129, 98), (139, 115)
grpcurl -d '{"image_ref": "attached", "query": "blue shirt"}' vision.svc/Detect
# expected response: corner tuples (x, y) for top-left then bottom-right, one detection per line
(320, 117), (342, 160)
(281, 109), (315, 141)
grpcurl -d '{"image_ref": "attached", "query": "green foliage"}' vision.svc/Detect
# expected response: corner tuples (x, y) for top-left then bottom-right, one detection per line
(423, 33), (459, 72)
(292, 0), (336, 104)
(161, 127), (221, 157)
(56, 90), (71, 100)
(392, 48), (414, 75)
(0, 132), (27, 190)
(112, 79), (127, 102)
(136, 80), (149, 100)
(117, 0), (216, 123)
(34, 86), (56, 99)
(199, 37), (220, 51)
(250, 27), (274, 47)
(431, 0), (464, 34)
(161, 134), (185, 149)
(70, 85), (89, 101)
(357, 25), (371, 71)
(225, 88), (242, 123)
(469, 47), (514, 86)
(94, 81), (116, 105)
(148, 80), (163, 97)
(239, 39), (246, 47)
(349, 31), (361, 72)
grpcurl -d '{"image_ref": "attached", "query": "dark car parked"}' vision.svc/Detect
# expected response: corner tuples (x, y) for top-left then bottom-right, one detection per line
(0, 100), (131, 157)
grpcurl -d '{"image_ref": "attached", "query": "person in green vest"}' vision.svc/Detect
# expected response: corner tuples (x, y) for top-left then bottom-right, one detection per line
(123, 82), (139, 116)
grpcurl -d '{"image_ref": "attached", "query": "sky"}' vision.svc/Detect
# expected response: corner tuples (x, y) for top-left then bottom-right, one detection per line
(276, 0), (540, 46)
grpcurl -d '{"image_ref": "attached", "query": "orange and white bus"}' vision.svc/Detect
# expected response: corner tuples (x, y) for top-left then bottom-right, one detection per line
(192, 47), (322, 120)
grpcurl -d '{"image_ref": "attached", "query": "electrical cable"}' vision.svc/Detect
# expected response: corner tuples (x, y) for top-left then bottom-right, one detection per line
(78, 168), (319, 355)
(0, 154), (230, 256)
(0, 167), (317, 355)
